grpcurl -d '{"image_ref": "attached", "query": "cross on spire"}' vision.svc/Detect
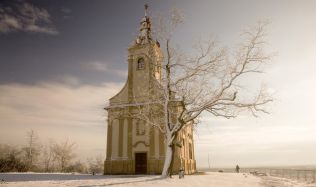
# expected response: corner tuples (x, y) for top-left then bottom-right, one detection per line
(144, 4), (148, 17)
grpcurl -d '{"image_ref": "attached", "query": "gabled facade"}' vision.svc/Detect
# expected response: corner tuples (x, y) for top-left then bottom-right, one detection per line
(104, 5), (196, 175)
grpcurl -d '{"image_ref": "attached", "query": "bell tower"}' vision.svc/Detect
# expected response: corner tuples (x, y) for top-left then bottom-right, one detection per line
(126, 4), (163, 102)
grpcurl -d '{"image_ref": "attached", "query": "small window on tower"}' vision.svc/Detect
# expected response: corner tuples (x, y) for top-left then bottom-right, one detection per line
(137, 58), (145, 70)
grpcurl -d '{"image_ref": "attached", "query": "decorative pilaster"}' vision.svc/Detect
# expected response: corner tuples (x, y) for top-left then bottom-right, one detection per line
(106, 119), (112, 160)
(118, 118), (124, 157)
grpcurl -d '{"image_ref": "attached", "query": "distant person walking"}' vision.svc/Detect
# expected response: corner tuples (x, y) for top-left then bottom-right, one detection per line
(235, 165), (240, 173)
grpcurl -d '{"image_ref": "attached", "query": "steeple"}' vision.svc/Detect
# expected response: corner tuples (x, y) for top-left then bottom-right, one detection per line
(144, 3), (148, 17)
(135, 4), (153, 45)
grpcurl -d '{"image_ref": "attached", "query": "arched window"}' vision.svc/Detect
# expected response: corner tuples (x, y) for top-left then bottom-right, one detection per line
(137, 58), (145, 70)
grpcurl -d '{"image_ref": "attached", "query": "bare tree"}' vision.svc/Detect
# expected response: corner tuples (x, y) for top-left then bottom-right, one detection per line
(22, 129), (40, 171)
(41, 141), (54, 172)
(51, 140), (76, 172)
(0, 144), (27, 172)
(129, 9), (273, 178)
(87, 155), (104, 174)
(66, 160), (87, 173)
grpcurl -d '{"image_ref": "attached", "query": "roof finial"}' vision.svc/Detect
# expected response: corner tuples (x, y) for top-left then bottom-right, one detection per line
(134, 4), (152, 45)
(144, 4), (148, 17)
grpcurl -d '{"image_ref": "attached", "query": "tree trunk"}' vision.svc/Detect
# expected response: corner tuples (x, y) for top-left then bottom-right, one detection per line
(161, 143), (174, 178)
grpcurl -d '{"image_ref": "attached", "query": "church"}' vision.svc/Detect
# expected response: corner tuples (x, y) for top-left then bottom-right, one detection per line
(104, 5), (196, 175)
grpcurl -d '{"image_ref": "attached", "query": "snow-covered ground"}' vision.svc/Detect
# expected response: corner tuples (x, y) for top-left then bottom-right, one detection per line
(0, 172), (314, 187)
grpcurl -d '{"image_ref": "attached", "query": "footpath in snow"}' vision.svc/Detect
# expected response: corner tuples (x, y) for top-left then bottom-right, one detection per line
(0, 172), (314, 187)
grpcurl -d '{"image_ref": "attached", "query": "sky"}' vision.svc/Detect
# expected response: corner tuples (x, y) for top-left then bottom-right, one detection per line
(1, 0), (316, 168)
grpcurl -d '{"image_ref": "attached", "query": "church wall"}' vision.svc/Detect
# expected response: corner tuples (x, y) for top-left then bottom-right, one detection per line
(109, 81), (129, 104)
(104, 115), (196, 174)
(122, 119), (128, 159)
(132, 119), (149, 146)
(132, 54), (150, 101)
(111, 119), (119, 159)
(133, 142), (148, 153)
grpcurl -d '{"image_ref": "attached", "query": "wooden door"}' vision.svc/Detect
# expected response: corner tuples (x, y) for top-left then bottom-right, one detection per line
(135, 152), (147, 174)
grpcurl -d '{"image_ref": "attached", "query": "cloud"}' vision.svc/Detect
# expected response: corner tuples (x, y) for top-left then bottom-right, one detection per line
(0, 80), (123, 159)
(83, 61), (127, 77)
(0, 2), (58, 35)
(60, 7), (72, 19)
(0, 81), (122, 128)
(59, 75), (81, 86)
(84, 61), (109, 73)
(61, 7), (72, 14)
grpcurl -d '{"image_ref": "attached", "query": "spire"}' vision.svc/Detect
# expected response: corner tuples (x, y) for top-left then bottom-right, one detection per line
(135, 4), (153, 45)
(144, 4), (148, 17)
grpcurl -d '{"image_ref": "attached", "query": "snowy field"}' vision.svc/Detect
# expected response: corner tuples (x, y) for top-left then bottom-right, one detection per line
(0, 172), (314, 187)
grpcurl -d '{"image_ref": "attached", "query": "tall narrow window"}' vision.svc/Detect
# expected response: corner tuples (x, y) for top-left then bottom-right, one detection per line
(137, 58), (145, 70)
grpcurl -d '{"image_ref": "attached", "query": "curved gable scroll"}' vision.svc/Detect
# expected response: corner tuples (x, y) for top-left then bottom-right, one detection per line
(133, 141), (149, 147)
